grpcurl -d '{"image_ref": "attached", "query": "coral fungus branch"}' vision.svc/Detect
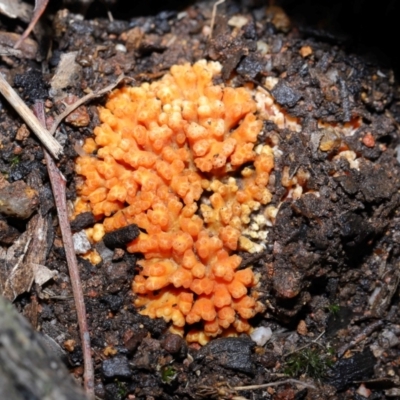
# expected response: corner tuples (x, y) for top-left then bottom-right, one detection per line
(75, 60), (279, 344)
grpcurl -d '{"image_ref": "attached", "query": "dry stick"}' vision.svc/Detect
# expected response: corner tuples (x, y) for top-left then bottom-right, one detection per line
(0, 74), (62, 159)
(209, 0), (226, 38)
(337, 320), (384, 358)
(235, 379), (315, 391)
(234, 378), (316, 391)
(14, 0), (50, 49)
(33, 101), (95, 400)
(48, 74), (125, 137)
(283, 330), (326, 359)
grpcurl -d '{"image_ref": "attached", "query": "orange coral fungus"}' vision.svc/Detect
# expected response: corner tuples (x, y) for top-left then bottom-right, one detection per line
(75, 60), (275, 344)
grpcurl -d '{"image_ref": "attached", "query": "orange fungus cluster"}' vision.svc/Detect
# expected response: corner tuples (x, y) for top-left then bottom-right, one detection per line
(74, 60), (275, 344)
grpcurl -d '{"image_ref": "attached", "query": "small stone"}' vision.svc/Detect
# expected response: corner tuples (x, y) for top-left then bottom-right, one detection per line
(250, 326), (272, 346)
(271, 80), (301, 108)
(299, 45), (313, 58)
(112, 248), (125, 261)
(16, 124), (30, 141)
(356, 383), (371, 398)
(162, 333), (184, 354)
(102, 356), (131, 380)
(297, 320), (308, 335)
(72, 231), (91, 255)
(0, 180), (38, 219)
(64, 339), (76, 352)
(362, 132), (375, 148)
(65, 100), (90, 127)
(319, 128), (340, 152)
(103, 346), (118, 357)
(196, 337), (255, 374)
(379, 329), (400, 348)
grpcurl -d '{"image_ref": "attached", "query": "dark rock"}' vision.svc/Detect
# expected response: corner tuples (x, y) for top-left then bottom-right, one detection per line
(102, 356), (131, 380)
(70, 212), (96, 232)
(271, 80), (302, 108)
(257, 351), (278, 369)
(237, 53), (264, 78)
(0, 181), (39, 219)
(196, 336), (255, 374)
(326, 349), (375, 391)
(10, 161), (46, 182)
(103, 224), (140, 249)
(161, 333), (184, 355)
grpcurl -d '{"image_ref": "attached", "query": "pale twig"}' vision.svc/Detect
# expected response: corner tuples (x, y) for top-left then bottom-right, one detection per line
(337, 320), (383, 358)
(14, 0), (49, 49)
(49, 74), (125, 137)
(0, 74), (62, 159)
(234, 378), (316, 391)
(283, 330), (326, 359)
(209, 0), (226, 38)
(33, 101), (95, 400)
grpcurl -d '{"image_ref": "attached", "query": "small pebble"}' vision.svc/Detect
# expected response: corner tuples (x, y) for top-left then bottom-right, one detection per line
(297, 320), (308, 335)
(250, 326), (272, 346)
(102, 356), (131, 380)
(115, 43), (127, 52)
(162, 333), (184, 354)
(72, 231), (91, 255)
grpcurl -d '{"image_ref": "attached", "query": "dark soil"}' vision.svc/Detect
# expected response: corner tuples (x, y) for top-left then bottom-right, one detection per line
(1, 1), (400, 399)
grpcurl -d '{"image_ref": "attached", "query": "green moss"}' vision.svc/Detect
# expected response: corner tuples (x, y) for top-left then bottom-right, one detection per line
(326, 303), (340, 317)
(284, 347), (334, 379)
(116, 380), (128, 399)
(10, 155), (21, 167)
(161, 365), (177, 384)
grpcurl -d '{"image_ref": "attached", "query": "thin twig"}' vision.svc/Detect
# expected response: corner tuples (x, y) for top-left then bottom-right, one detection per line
(49, 74), (125, 137)
(0, 74), (62, 159)
(14, 0), (49, 49)
(283, 330), (326, 359)
(234, 378), (316, 391)
(209, 0), (226, 38)
(33, 101), (95, 400)
(337, 320), (384, 358)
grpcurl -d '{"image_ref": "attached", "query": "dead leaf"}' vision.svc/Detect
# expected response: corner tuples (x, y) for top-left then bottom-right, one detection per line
(0, 0), (32, 23)
(0, 227), (32, 300)
(0, 31), (38, 59)
(50, 52), (82, 100)
(31, 263), (57, 286)
(0, 213), (51, 301)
